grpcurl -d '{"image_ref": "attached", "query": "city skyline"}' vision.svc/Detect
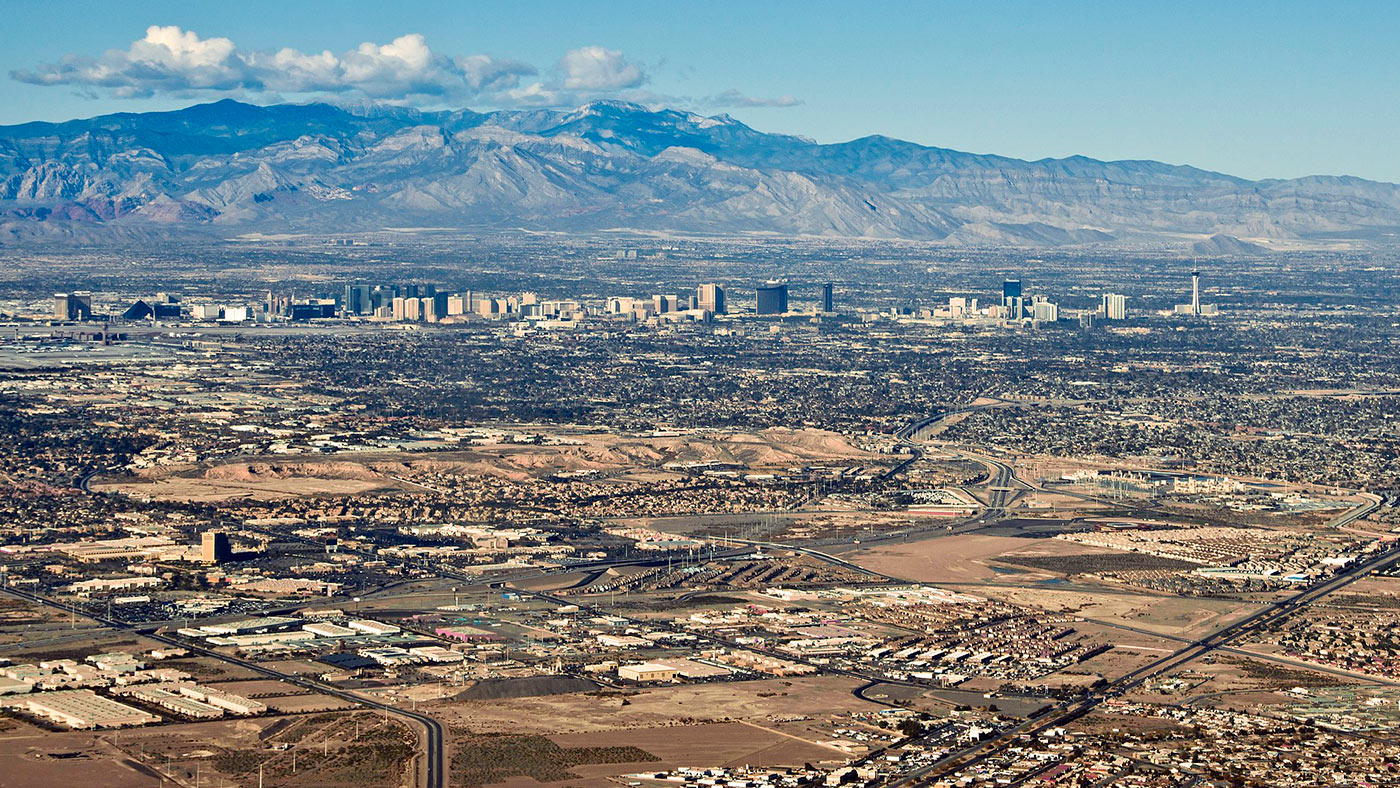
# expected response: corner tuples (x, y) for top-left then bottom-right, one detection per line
(1, 7), (1398, 787)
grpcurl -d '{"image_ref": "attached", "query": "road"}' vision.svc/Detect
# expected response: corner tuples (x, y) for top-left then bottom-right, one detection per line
(1326, 493), (1383, 530)
(889, 540), (1400, 785)
(778, 406), (1400, 785)
(1084, 615), (1400, 688)
(882, 400), (1008, 481)
(0, 584), (448, 788)
(52, 398), (1392, 788)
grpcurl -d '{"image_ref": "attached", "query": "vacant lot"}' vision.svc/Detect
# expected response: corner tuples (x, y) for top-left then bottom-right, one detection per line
(435, 675), (882, 736)
(95, 427), (880, 502)
(995, 552), (1199, 574)
(451, 731), (657, 788)
(845, 533), (1127, 583)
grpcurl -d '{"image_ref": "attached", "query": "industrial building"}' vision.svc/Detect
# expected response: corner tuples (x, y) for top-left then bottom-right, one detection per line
(10, 689), (159, 729)
(617, 662), (680, 682)
(303, 622), (359, 638)
(121, 685), (224, 719)
(347, 619), (401, 635)
(0, 677), (32, 695)
(177, 684), (266, 715)
(196, 616), (302, 636)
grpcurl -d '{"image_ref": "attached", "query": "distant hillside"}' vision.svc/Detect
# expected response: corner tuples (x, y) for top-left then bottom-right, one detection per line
(3, 99), (1398, 247)
(1191, 234), (1274, 255)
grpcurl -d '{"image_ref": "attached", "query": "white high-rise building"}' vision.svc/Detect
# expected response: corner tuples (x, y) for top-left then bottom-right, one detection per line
(696, 284), (726, 314)
(1101, 293), (1127, 320)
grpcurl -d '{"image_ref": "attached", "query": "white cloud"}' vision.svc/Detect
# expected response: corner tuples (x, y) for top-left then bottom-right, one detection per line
(504, 81), (566, 107)
(12, 26), (534, 103)
(556, 46), (645, 91)
(705, 89), (804, 108)
(10, 27), (800, 113)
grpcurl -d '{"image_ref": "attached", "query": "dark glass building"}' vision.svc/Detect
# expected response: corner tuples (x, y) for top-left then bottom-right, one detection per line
(756, 284), (789, 315)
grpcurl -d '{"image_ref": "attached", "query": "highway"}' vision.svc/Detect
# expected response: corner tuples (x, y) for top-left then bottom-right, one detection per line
(887, 540), (1400, 785)
(783, 407), (1400, 784)
(1082, 616), (1400, 687)
(1325, 493), (1383, 530)
(43, 398), (1390, 788)
(882, 400), (1008, 481)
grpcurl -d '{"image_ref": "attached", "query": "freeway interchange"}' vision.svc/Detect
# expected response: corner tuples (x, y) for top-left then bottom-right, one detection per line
(6, 404), (1394, 788)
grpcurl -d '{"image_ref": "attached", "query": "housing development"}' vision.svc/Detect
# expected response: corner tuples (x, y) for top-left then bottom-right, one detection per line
(0, 235), (1394, 788)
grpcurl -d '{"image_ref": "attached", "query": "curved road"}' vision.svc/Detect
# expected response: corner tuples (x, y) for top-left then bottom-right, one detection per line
(0, 584), (447, 788)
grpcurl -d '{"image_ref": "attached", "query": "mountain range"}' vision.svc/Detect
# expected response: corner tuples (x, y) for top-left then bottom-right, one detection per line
(2, 98), (1398, 248)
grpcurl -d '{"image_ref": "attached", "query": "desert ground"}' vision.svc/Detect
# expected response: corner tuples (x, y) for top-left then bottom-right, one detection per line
(843, 532), (1126, 583)
(93, 427), (881, 501)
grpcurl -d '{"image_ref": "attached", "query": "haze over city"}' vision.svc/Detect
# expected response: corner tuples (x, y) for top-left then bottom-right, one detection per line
(1, 4), (1399, 788)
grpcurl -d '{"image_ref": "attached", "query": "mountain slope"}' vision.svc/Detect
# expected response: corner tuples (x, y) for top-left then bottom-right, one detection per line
(1191, 234), (1273, 256)
(2, 99), (1398, 246)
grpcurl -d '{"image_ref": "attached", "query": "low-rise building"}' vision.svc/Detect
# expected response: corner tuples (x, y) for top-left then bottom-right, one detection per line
(121, 685), (224, 719)
(347, 619), (401, 636)
(618, 662), (680, 682)
(11, 689), (159, 729)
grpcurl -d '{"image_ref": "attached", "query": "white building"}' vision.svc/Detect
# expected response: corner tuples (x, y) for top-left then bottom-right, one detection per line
(11, 689), (159, 729)
(1101, 293), (1127, 320)
(617, 662), (680, 682)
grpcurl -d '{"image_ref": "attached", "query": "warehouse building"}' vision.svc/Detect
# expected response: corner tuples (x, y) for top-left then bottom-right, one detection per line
(177, 684), (267, 715)
(0, 677), (32, 695)
(617, 662), (680, 682)
(303, 622), (359, 638)
(11, 689), (159, 729)
(121, 686), (223, 719)
(347, 619), (401, 635)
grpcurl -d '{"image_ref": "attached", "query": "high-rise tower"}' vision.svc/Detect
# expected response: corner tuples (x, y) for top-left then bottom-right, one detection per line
(756, 283), (788, 315)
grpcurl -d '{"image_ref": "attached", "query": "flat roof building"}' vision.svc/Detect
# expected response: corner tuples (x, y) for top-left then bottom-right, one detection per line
(618, 662), (680, 682)
(347, 619), (401, 636)
(122, 685), (224, 719)
(12, 689), (159, 729)
(178, 684), (266, 715)
(303, 622), (358, 638)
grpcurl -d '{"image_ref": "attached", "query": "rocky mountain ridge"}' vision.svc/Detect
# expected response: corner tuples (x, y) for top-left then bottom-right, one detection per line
(3, 98), (1397, 248)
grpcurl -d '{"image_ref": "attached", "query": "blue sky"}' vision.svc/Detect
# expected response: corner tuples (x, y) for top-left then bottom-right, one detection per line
(5, 1), (1398, 181)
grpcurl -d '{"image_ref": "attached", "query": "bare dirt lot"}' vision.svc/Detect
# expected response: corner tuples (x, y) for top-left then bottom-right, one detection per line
(435, 676), (881, 788)
(94, 427), (879, 501)
(845, 533), (1126, 583)
(972, 584), (1261, 638)
(0, 725), (163, 788)
(93, 473), (394, 501)
(433, 675), (882, 736)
